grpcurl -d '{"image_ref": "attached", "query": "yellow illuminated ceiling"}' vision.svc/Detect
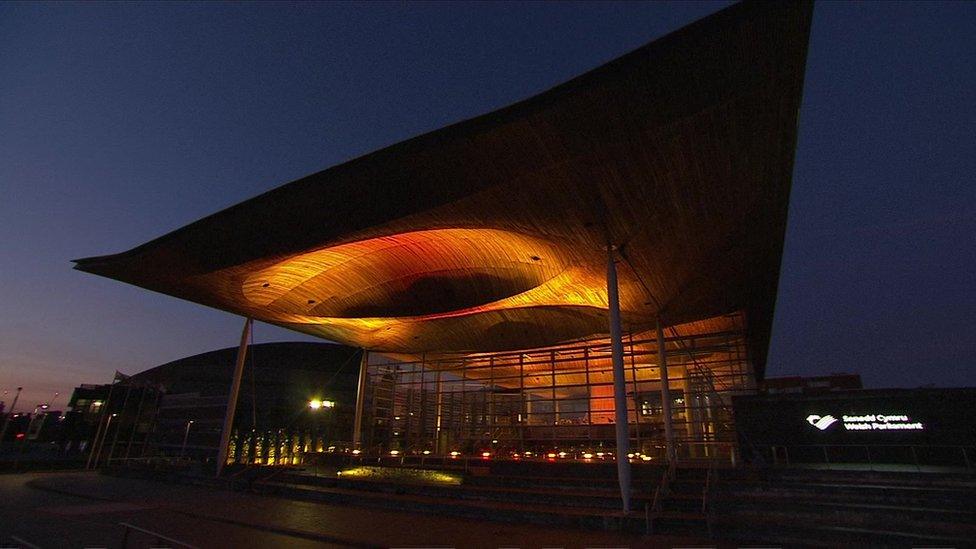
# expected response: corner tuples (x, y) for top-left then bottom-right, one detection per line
(186, 225), (646, 352)
(240, 228), (571, 318)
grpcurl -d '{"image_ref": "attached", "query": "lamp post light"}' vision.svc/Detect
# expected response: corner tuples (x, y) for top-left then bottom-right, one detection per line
(308, 399), (334, 411)
(308, 399), (334, 460)
(180, 420), (194, 458)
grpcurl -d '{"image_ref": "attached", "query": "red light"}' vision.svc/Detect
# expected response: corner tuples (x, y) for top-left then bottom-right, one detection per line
(15, 433), (25, 439)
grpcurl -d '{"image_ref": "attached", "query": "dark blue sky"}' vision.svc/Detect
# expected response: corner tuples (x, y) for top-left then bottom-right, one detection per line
(1, 2), (973, 408)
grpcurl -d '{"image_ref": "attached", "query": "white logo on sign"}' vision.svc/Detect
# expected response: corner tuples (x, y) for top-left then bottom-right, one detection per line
(806, 414), (839, 430)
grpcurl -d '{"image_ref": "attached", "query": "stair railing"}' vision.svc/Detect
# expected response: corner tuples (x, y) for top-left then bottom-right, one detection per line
(119, 522), (198, 549)
(702, 461), (717, 537)
(646, 460), (676, 534)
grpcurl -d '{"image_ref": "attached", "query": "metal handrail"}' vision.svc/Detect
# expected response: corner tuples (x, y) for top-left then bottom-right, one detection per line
(645, 461), (675, 534)
(119, 522), (198, 549)
(9, 535), (41, 549)
(701, 463), (712, 514)
(769, 443), (975, 470)
(702, 460), (718, 537)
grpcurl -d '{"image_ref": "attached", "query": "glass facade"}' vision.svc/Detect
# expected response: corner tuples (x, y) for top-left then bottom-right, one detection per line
(359, 313), (755, 461)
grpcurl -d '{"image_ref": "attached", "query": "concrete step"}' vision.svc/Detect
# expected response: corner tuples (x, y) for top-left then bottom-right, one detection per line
(713, 496), (976, 535)
(659, 494), (704, 513)
(463, 472), (655, 491)
(716, 481), (976, 508)
(253, 479), (649, 532)
(718, 487), (976, 510)
(712, 509), (976, 548)
(720, 467), (976, 489)
(649, 510), (709, 538)
(281, 472), (657, 510)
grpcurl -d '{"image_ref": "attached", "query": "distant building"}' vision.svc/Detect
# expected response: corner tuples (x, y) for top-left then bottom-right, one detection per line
(66, 342), (360, 466)
(762, 374), (863, 395)
(62, 384), (111, 453)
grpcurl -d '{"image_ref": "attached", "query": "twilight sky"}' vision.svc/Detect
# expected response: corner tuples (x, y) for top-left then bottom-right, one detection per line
(1, 1), (974, 409)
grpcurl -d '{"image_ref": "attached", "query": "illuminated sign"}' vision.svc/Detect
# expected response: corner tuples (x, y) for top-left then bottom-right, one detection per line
(806, 413), (924, 432)
(806, 415), (838, 430)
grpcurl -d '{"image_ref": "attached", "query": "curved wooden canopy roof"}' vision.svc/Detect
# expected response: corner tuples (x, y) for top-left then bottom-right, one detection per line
(74, 1), (813, 377)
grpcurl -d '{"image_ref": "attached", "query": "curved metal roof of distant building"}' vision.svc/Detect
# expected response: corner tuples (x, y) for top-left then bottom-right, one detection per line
(74, 1), (813, 376)
(129, 341), (361, 396)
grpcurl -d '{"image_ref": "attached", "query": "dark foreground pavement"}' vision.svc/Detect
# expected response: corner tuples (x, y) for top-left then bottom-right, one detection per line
(0, 472), (728, 548)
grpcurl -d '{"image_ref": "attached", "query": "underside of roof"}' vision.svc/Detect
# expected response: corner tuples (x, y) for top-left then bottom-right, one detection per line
(74, 1), (814, 379)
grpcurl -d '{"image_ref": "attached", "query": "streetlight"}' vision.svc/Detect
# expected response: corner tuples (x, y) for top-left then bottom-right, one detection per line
(307, 400), (334, 461)
(309, 399), (334, 410)
(180, 420), (194, 458)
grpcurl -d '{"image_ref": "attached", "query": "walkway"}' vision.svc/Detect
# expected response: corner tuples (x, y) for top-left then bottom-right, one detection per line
(2, 472), (726, 548)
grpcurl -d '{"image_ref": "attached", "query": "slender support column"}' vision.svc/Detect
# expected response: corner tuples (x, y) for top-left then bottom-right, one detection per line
(435, 371), (443, 454)
(125, 383), (148, 459)
(628, 333), (642, 452)
(657, 319), (677, 465)
(87, 381), (116, 469)
(352, 349), (369, 449)
(518, 354), (525, 452)
(92, 413), (116, 468)
(549, 351), (557, 448)
(488, 356), (495, 445)
(216, 317), (252, 477)
(418, 354), (426, 452)
(107, 381), (133, 464)
(606, 245), (631, 512)
(140, 387), (161, 458)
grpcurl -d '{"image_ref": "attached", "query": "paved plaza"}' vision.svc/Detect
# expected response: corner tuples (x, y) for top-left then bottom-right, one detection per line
(0, 472), (726, 548)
